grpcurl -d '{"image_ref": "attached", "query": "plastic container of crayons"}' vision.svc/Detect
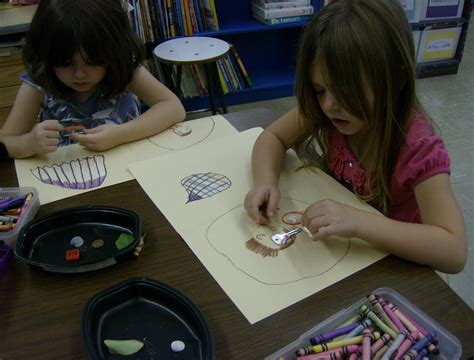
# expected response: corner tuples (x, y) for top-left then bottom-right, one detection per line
(266, 287), (461, 360)
(0, 187), (40, 249)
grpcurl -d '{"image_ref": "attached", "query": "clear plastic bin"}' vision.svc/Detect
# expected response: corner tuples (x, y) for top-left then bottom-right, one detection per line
(265, 287), (461, 360)
(0, 187), (40, 248)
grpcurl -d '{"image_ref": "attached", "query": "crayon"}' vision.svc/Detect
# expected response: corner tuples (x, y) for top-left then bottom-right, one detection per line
(373, 342), (392, 360)
(0, 223), (16, 231)
(413, 349), (429, 360)
(3, 208), (21, 216)
(344, 318), (373, 339)
(16, 193), (33, 224)
(0, 195), (27, 212)
(297, 345), (359, 359)
(376, 296), (406, 332)
(0, 196), (13, 205)
(379, 330), (406, 360)
(336, 313), (363, 328)
(311, 318), (369, 345)
(311, 332), (380, 354)
(359, 305), (398, 340)
(367, 294), (398, 332)
(393, 331), (418, 360)
(371, 333), (391, 354)
(401, 331), (436, 360)
(0, 215), (18, 224)
(361, 329), (372, 360)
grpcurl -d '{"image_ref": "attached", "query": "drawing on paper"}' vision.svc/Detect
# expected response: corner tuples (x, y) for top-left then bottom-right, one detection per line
(30, 155), (107, 189)
(181, 172), (231, 203)
(147, 118), (215, 150)
(206, 197), (351, 285)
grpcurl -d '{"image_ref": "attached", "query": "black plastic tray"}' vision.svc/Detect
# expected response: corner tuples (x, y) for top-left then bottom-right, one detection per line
(14, 206), (141, 273)
(82, 277), (214, 360)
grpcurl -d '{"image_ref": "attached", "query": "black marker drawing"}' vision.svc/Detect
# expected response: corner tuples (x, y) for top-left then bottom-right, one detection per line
(30, 155), (107, 189)
(181, 172), (231, 203)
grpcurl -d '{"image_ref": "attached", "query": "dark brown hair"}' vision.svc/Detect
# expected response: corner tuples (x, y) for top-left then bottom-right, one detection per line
(295, 0), (427, 213)
(23, 0), (144, 99)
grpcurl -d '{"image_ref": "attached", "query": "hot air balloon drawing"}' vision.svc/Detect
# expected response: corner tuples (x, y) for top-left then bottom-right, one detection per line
(181, 172), (231, 203)
(30, 155), (107, 189)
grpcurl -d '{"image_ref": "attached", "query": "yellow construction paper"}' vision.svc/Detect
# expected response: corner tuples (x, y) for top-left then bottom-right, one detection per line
(129, 128), (388, 324)
(15, 115), (237, 205)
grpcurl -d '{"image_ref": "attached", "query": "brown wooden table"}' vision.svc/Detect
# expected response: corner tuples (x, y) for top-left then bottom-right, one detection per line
(1, 109), (473, 359)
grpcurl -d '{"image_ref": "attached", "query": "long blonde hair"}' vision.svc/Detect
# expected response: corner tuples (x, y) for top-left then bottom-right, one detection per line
(295, 0), (427, 214)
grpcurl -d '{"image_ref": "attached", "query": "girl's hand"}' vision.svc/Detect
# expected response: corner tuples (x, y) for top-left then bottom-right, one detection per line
(70, 124), (122, 151)
(244, 184), (281, 225)
(29, 120), (63, 154)
(302, 199), (362, 241)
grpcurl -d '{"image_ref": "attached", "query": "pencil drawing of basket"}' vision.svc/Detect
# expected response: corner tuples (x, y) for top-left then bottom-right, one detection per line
(30, 155), (107, 189)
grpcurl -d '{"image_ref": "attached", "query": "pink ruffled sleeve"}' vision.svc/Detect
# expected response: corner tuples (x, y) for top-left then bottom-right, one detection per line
(394, 135), (451, 190)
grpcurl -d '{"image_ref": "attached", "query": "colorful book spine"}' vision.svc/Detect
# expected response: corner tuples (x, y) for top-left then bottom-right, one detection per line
(202, 0), (219, 31)
(253, 13), (313, 25)
(227, 51), (246, 89)
(230, 44), (252, 88)
(216, 61), (230, 94)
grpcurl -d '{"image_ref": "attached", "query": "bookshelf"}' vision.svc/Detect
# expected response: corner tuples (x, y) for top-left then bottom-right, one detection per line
(136, 0), (471, 112)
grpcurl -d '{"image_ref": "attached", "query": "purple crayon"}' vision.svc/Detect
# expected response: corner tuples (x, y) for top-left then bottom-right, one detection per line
(401, 331), (437, 360)
(311, 319), (370, 345)
(413, 348), (429, 360)
(0, 195), (27, 212)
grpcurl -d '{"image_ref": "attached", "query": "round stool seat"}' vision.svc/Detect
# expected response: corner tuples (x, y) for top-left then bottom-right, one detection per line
(154, 36), (230, 65)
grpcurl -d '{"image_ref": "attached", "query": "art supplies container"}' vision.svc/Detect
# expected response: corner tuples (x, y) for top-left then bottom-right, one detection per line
(0, 187), (40, 248)
(14, 206), (141, 273)
(82, 277), (214, 360)
(265, 287), (461, 360)
(0, 241), (12, 279)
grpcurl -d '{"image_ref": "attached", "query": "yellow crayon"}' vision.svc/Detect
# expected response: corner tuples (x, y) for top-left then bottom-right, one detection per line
(312, 331), (380, 353)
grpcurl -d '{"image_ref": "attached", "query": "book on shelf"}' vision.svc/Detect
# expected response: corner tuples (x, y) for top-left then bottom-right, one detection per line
(202, 0), (220, 31)
(229, 44), (252, 88)
(253, 0), (311, 10)
(251, 3), (314, 19)
(253, 13), (313, 25)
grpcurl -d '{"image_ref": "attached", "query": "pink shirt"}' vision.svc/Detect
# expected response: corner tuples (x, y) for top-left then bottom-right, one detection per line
(328, 113), (450, 223)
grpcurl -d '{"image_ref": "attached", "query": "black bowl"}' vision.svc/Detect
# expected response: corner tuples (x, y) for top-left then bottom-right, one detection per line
(82, 277), (214, 360)
(14, 206), (141, 273)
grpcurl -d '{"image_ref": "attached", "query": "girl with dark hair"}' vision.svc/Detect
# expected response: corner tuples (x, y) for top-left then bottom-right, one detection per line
(244, 0), (467, 274)
(2, 0), (185, 158)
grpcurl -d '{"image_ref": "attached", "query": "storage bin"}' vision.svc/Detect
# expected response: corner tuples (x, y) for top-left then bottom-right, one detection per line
(0, 187), (40, 248)
(420, 0), (465, 20)
(265, 287), (461, 360)
(417, 26), (462, 63)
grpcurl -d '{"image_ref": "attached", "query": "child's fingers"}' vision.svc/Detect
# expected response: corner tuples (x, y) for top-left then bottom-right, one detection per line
(311, 225), (332, 241)
(42, 119), (64, 131)
(266, 190), (279, 218)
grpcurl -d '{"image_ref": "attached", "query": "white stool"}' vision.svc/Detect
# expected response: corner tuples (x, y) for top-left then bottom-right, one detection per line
(154, 36), (230, 115)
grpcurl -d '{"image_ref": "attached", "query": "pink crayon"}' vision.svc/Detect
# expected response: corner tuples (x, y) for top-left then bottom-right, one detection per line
(376, 295), (406, 332)
(371, 333), (391, 354)
(297, 345), (360, 360)
(362, 329), (372, 360)
(393, 330), (419, 360)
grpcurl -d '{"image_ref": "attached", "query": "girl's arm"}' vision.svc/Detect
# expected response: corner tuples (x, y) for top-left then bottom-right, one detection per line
(305, 173), (467, 273)
(73, 66), (185, 151)
(2, 83), (63, 158)
(245, 107), (305, 224)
